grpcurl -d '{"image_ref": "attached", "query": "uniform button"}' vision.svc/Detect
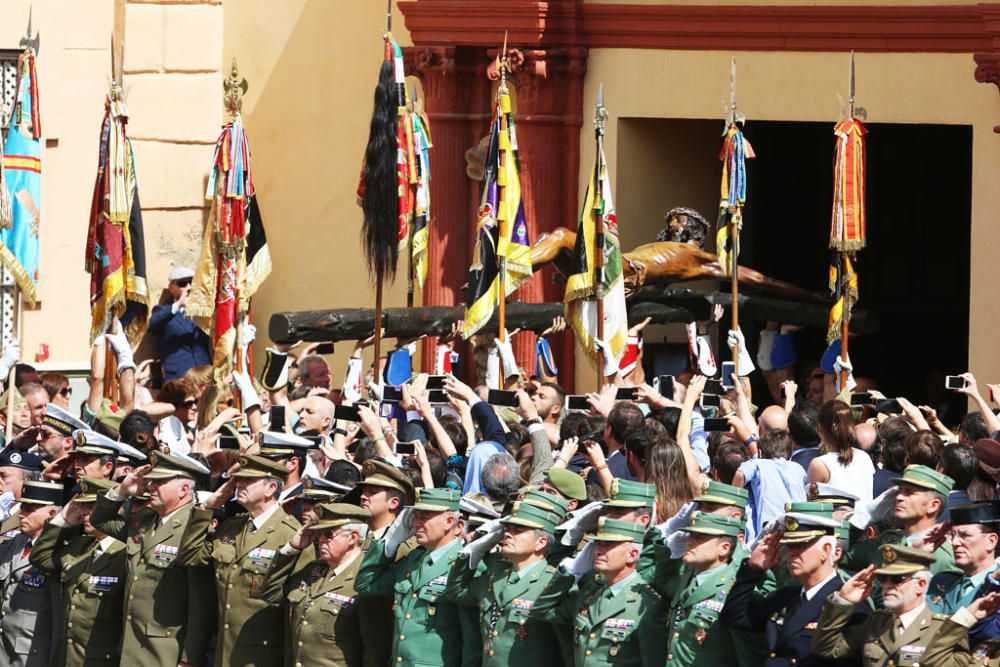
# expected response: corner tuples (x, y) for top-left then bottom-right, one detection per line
(263, 641), (268, 647)
(67, 623), (72, 628)
(297, 641), (303, 647)
(232, 564), (238, 569)
(303, 621), (309, 627)
(397, 658), (403, 663)
(590, 633), (596, 640)
(673, 633), (679, 639)
(226, 604), (231, 610)
(769, 653), (776, 658)
(165, 631), (171, 637)
(412, 594), (417, 599)
(139, 559), (145, 565)
(133, 577), (138, 582)
(70, 605), (76, 611)
(790, 660), (797, 666)
(224, 624), (230, 630)
(67, 639), (73, 645)
(492, 631), (499, 638)
(400, 635), (406, 640)
(128, 595), (134, 601)
(405, 614), (411, 620)
(228, 584), (234, 589)
(296, 663), (302, 667)
(488, 650), (496, 657)
(668, 655), (674, 661)
(126, 615), (132, 621)
(585, 650), (592, 656)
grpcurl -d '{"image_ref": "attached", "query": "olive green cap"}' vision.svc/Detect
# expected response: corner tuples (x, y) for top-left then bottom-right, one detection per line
(232, 454), (290, 481)
(693, 480), (749, 509)
(875, 544), (937, 575)
(361, 459), (414, 497)
(144, 450), (207, 480)
(604, 479), (655, 509)
(311, 502), (371, 530)
(502, 500), (560, 533)
(93, 398), (124, 434)
(412, 487), (461, 513)
(521, 487), (570, 521)
(0, 385), (25, 410)
(76, 477), (117, 503)
(680, 511), (744, 538)
(546, 467), (586, 501)
(591, 516), (646, 543)
(892, 464), (955, 497)
(781, 502), (849, 544)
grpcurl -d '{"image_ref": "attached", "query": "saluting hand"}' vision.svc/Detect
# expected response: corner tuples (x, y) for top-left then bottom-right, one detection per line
(289, 516), (317, 551)
(117, 464), (152, 498)
(748, 531), (783, 571)
(968, 592), (1000, 620)
(838, 564), (876, 605)
(203, 477), (237, 511)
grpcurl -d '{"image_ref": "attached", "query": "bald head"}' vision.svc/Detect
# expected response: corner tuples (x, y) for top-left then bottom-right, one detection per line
(300, 396), (335, 434)
(855, 422), (877, 452)
(758, 406), (788, 435)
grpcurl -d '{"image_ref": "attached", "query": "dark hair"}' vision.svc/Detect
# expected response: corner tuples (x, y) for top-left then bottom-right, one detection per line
(905, 430), (943, 469)
(759, 430), (794, 460)
(939, 444), (977, 491)
(504, 423), (530, 457)
(353, 438), (378, 466)
(818, 400), (857, 465)
(540, 381), (566, 408)
(325, 460), (362, 487)
(608, 402), (644, 444)
(878, 418), (910, 474)
(13, 363), (36, 388)
(959, 412), (990, 446)
(120, 410), (156, 453)
(38, 372), (68, 403)
(586, 483), (609, 503)
(713, 442), (748, 485)
(559, 412), (586, 442)
(788, 402), (820, 448)
(623, 424), (661, 467)
(438, 416), (468, 456)
(159, 379), (195, 406)
(651, 407), (682, 439)
(424, 447), (447, 488)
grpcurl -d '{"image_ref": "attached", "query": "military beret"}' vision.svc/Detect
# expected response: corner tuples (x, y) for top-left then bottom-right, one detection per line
(0, 447), (41, 472)
(546, 468), (586, 502)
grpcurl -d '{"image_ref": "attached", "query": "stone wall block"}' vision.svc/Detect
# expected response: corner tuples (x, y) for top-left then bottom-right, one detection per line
(126, 72), (222, 142)
(124, 3), (165, 72)
(164, 4), (223, 72)
(130, 139), (214, 209)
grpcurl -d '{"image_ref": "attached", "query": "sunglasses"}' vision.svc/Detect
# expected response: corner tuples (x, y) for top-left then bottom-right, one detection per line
(59, 387), (72, 397)
(318, 528), (341, 540)
(173, 279), (192, 288)
(180, 399), (198, 409)
(876, 574), (914, 585)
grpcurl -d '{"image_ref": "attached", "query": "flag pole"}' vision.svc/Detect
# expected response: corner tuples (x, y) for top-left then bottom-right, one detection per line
(727, 58), (740, 374)
(103, 35), (124, 401)
(495, 36), (510, 391)
(593, 83), (607, 389)
(840, 51), (857, 390)
(5, 289), (20, 443)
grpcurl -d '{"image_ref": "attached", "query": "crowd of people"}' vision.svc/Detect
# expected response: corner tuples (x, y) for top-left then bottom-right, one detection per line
(0, 266), (998, 667)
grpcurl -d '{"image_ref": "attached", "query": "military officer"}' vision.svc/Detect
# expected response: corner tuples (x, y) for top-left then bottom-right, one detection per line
(178, 453), (309, 667)
(0, 447), (43, 540)
(301, 475), (350, 518)
(653, 511), (766, 667)
(602, 479), (658, 578)
(355, 487), (479, 667)
(0, 480), (63, 667)
(530, 516), (668, 666)
(256, 431), (317, 502)
(812, 543), (987, 666)
(90, 450), (214, 667)
(926, 502), (1000, 615)
(30, 477), (126, 667)
(263, 502), (373, 667)
(721, 502), (868, 667)
(445, 500), (564, 666)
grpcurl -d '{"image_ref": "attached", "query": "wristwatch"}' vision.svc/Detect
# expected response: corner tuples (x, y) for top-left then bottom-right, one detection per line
(526, 417), (543, 426)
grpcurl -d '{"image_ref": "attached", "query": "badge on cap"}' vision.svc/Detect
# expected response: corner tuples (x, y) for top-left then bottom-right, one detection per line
(881, 545), (897, 563)
(784, 517), (799, 531)
(9, 453), (21, 464)
(75, 432), (87, 447)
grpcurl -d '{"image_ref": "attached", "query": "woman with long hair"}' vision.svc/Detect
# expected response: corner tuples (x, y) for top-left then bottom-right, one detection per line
(807, 399), (875, 502)
(645, 439), (694, 523)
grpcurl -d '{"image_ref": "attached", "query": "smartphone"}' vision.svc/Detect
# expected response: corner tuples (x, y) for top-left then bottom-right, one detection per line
(566, 395), (590, 412)
(396, 441), (416, 455)
(269, 406), (286, 433)
(426, 375), (447, 390)
(219, 433), (239, 450)
(850, 392), (872, 406)
(334, 405), (361, 422)
(315, 342), (335, 355)
(150, 360), (164, 391)
(875, 399), (902, 415)
(704, 379), (724, 396)
(615, 387), (639, 401)
(427, 389), (449, 404)
(704, 417), (731, 432)
(653, 375), (675, 399)
(382, 386), (403, 402)
(488, 390), (519, 408)
(945, 375), (968, 390)
(721, 361), (736, 389)
(700, 394), (721, 408)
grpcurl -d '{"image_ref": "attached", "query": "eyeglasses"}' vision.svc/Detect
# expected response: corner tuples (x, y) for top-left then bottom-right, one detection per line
(180, 399), (198, 409)
(876, 574), (915, 586)
(318, 528), (343, 540)
(58, 387), (72, 397)
(949, 530), (986, 543)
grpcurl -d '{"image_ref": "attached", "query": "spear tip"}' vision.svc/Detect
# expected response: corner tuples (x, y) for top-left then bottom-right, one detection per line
(597, 81), (604, 108)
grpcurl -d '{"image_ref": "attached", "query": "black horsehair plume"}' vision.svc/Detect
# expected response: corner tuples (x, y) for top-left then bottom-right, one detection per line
(361, 57), (400, 284)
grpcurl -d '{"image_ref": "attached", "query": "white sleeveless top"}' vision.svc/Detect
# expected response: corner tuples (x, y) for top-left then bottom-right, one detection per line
(815, 449), (875, 504)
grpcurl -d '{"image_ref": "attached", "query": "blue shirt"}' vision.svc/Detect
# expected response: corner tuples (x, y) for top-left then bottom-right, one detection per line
(737, 457), (807, 542)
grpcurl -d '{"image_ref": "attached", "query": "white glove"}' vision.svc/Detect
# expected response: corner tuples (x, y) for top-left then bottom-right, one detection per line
(594, 338), (619, 378)
(559, 502), (605, 547)
(833, 355), (857, 393)
(494, 332), (518, 379)
(486, 344), (500, 390)
(656, 501), (695, 540)
(695, 334), (717, 377)
(560, 541), (596, 582)
(106, 324), (136, 375)
(0, 341), (19, 379)
(383, 507), (414, 559)
(462, 520), (504, 568)
(232, 369), (261, 413)
(367, 381), (384, 403)
(0, 492), (14, 522)
(849, 486), (898, 531)
(666, 529), (690, 560)
(726, 329), (755, 376)
(757, 329), (776, 371)
(342, 356), (363, 403)
(239, 318), (256, 349)
(747, 519), (781, 552)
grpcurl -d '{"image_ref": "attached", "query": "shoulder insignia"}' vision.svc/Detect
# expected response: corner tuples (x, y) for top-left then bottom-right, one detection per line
(932, 613), (949, 620)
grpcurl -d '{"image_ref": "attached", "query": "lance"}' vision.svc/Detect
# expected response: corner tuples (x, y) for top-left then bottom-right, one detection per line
(727, 59), (740, 373)
(495, 34), (510, 391)
(407, 83), (417, 311)
(593, 83), (608, 389)
(103, 35), (126, 401)
(840, 51), (859, 390)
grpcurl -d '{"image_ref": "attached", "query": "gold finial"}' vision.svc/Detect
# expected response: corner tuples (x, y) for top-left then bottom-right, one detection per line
(497, 31), (510, 92)
(20, 6), (39, 55)
(223, 58), (249, 119)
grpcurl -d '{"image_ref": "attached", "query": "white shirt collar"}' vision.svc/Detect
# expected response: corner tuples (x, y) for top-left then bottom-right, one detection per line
(160, 499), (193, 525)
(96, 535), (118, 555)
(803, 570), (839, 601)
(332, 550), (361, 577)
(252, 502), (281, 531)
(898, 602), (927, 630)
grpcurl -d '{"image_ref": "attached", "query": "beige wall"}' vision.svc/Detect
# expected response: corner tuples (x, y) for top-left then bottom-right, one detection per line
(575, 48), (1000, 388)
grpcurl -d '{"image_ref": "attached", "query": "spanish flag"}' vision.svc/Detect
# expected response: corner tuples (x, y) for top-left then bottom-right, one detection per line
(462, 84), (531, 338)
(827, 117), (866, 343)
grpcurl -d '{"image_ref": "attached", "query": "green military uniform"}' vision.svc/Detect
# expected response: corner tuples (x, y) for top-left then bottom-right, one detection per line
(355, 487), (478, 667)
(263, 503), (373, 667)
(530, 517), (668, 666)
(654, 511), (765, 667)
(29, 478), (126, 667)
(177, 453), (308, 667)
(0, 481), (63, 667)
(446, 501), (565, 666)
(812, 544), (972, 666)
(356, 460), (416, 667)
(90, 450), (214, 667)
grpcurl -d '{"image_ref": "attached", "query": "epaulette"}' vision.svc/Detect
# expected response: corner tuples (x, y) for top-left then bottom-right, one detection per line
(641, 583), (662, 599)
(932, 612), (950, 621)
